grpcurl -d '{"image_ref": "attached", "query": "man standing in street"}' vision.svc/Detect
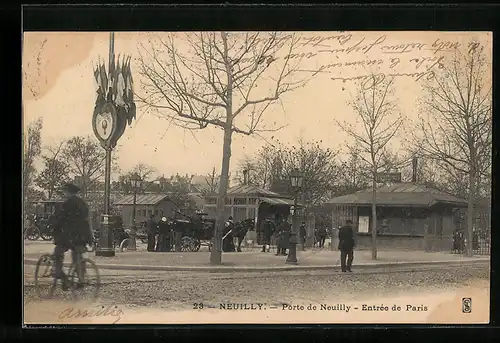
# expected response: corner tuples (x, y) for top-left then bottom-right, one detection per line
(317, 225), (327, 248)
(261, 218), (274, 252)
(146, 214), (157, 252)
(276, 218), (290, 256)
(338, 219), (355, 272)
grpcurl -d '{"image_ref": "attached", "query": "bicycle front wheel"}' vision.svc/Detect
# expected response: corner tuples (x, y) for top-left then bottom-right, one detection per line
(70, 258), (100, 302)
(34, 254), (57, 299)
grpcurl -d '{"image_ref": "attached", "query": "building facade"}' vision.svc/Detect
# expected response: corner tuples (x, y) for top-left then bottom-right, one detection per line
(113, 193), (177, 228)
(326, 183), (468, 251)
(202, 184), (296, 224)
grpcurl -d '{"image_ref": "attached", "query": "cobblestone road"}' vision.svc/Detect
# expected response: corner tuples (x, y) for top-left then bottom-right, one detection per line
(24, 263), (489, 311)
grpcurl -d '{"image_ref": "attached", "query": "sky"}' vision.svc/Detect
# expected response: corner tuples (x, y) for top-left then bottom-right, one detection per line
(23, 31), (492, 180)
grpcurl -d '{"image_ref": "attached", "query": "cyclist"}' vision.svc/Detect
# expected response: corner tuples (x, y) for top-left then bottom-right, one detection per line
(52, 182), (93, 290)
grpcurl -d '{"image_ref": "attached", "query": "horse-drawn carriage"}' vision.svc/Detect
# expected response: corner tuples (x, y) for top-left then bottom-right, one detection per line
(88, 215), (131, 252)
(24, 199), (64, 241)
(178, 215), (255, 252)
(174, 214), (215, 252)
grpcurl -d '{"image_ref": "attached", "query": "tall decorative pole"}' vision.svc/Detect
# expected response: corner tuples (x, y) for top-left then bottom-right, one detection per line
(286, 168), (304, 265)
(92, 32), (137, 257)
(129, 173), (142, 251)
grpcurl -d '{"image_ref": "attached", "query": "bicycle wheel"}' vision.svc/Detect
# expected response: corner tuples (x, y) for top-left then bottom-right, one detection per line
(34, 254), (57, 299)
(70, 258), (100, 301)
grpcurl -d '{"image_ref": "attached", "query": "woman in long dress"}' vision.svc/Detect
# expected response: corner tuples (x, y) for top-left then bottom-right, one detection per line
(222, 216), (235, 252)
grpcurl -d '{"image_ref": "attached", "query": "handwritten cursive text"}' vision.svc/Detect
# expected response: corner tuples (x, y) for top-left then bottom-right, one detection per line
(59, 305), (124, 324)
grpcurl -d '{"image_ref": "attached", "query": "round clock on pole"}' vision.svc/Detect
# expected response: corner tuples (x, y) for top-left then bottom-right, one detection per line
(92, 102), (119, 149)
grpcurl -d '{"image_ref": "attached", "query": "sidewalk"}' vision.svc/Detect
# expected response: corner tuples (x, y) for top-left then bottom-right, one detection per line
(24, 243), (489, 272)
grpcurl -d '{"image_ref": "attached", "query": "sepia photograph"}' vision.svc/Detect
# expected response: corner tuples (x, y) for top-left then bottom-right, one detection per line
(22, 30), (491, 325)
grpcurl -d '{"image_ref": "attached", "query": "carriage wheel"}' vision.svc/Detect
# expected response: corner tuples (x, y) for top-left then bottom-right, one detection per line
(192, 240), (201, 252)
(27, 227), (40, 241)
(181, 237), (192, 252)
(40, 232), (53, 241)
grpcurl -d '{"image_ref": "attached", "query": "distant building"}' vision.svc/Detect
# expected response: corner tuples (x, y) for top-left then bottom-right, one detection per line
(325, 182), (468, 252)
(203, 184), (296, 224)
(113, 193), (177, 228)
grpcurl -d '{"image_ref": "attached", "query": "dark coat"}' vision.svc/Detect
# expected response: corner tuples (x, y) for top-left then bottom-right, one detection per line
(278, 222), (291, 249)
(257, 220), (275, 245)
(299, 224), (307, 238)
(264, 220), (275, 238)
(53, 194), (91, 246)
(222, 220), (235, 252)
(157, 221), (170, 235)
(317, 226), (327, 237)
(338, 224), (355, 251)
(146, 218), (158, 234)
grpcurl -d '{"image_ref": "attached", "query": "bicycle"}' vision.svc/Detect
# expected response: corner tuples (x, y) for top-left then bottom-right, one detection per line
(34, 248), (100, 301)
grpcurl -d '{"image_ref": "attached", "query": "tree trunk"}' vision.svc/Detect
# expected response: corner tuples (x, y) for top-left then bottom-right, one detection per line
(371, 176), (377, 260)
(466, 170), (475, 257)
(210, 31), (233, 265)
(210, 126), (233, 264)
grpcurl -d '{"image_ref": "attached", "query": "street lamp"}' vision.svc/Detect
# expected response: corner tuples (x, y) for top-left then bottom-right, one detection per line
(286, 168), (304, 265)
(130, 173), (143, 251)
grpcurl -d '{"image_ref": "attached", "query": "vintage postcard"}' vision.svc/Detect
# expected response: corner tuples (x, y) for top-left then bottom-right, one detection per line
(23, 31), (491, 325)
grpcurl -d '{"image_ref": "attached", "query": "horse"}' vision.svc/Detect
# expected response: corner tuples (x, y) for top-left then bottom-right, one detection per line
(234, 219), (254, 252)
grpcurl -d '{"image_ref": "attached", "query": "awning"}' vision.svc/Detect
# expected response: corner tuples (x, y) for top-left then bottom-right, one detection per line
(259, 197), (295, 206)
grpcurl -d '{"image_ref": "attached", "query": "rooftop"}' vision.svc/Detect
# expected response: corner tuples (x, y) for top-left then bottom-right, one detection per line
(326, 183), (468, 208)
(210, 184), (293, 199)
(113, 193), (172, 206)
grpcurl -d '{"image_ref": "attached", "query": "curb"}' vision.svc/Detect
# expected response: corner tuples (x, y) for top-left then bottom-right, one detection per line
(23, 258), (489, 273)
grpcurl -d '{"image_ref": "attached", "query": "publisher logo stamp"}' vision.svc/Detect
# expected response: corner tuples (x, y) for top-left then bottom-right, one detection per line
(462, 298), (472, 313)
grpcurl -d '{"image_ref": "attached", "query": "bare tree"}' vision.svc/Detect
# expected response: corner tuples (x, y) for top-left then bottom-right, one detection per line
(132, 163), (157, 181)
(336, 74), (404, 260)
(203, 167), (220, 195)
(35, 141), (70, 199)
(337, 145), (371, 195)
(242, 145), (279, 190)
(118, 163), (157, 194)
(137, 32), (311, 264)
(23, 117), (43, 205)
(413, 42), (492, 257)
(60, 136), (107, 199)
(233, 156), (259, 186)
(275, 139), (341, 205)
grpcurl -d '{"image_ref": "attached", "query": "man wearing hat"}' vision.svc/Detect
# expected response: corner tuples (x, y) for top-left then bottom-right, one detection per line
(52, 182), (92, 289)
(338, 219), (356, 272)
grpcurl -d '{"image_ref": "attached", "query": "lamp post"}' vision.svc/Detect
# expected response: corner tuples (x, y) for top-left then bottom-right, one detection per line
(129, 173), (142, 251)
(286, 168), (304, 265)
(92, 32), (137, 257)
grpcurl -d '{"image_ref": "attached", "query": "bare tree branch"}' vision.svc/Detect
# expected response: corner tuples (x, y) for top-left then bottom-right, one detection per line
(410, 41), (492, 256)
(136, 32), (317, 264)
